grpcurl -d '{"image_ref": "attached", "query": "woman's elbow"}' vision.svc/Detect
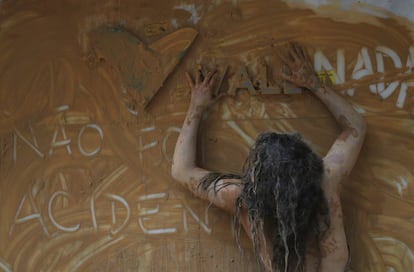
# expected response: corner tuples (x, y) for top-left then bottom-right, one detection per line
(171, 163), (189, 183)
(351, 112), (366, 140)
(171, 163), (182, 181)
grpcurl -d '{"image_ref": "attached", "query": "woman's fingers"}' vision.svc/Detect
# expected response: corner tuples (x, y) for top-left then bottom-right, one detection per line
(277, 71), (295, 84)
(209, 71), (218, 87)
(277, 47), (292, 66)
(185, 72), (194, 89)
(291, 42), (306, 60)
(288, 44), (300, 62)
(203, 71), (212, 84)
(205, 70), (218, 85)
(195, 68), (202, 85)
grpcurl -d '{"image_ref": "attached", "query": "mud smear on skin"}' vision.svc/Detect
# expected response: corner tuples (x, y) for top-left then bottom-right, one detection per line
(0, 0), (414, 271)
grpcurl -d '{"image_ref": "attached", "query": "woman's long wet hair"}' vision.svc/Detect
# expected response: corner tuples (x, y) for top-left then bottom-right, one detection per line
(200, 132), (330, 272)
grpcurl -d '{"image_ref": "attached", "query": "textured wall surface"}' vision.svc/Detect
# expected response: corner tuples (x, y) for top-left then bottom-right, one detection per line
(0, 0), (413, 271)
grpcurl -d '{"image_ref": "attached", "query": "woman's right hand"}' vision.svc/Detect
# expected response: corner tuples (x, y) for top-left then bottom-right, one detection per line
(278, 43), (322, 92)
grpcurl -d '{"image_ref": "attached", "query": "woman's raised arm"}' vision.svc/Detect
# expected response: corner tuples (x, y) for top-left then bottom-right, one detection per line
(279, 43), (366, 271)
(171, 69), (241, 214)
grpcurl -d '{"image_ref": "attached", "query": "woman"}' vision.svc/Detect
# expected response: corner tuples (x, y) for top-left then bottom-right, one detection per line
(171, 43), (366, 271)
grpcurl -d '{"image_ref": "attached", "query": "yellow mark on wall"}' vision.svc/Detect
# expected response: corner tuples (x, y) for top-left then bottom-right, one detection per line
(317, 70), (336, 84)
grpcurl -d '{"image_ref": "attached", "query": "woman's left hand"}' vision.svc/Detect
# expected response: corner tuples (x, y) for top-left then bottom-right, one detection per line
(186, 68), (218, 111)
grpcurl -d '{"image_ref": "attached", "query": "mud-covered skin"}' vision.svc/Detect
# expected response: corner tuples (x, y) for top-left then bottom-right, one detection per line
(172, 44), (366, 272)
(278, 43), (322, 92)
(172, 68), (242, 213)
(279, 44), (366, 271)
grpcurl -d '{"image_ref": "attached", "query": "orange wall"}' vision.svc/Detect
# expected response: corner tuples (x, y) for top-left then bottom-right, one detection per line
(0, 0), (413, 271)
